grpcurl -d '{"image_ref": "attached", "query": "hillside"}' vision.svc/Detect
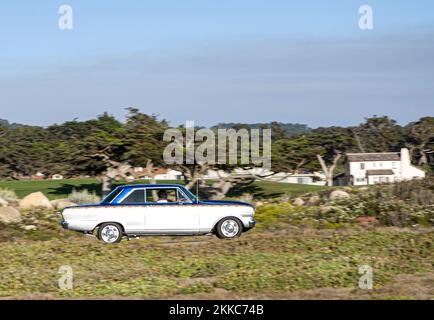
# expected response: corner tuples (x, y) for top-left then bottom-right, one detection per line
(212, 122), (311, 136)
(0, 119), (24, 129)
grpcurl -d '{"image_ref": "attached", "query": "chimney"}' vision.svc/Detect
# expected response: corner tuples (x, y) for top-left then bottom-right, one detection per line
(400, 148), (411, 176)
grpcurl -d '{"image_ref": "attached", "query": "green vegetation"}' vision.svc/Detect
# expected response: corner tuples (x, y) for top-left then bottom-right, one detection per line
(1, 113), (433, 198)
(0, 179), (99, 200)
(0, 179), (327, 200)
(227, 181), (328, 199)
(0, 188), (19, 203)
(0, 178), (433, 299)
(255, 178), (434, 229)
(68, 189), (101, 204)
(0, 227), (431, 299)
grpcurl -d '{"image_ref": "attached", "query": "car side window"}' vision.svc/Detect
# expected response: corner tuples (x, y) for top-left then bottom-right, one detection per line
(145, 188), (178, 203)
(121, 189), (145, 204)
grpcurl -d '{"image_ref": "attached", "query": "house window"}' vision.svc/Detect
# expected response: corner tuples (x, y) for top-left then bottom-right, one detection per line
(360, 163), (365, 170)
(372, 176), (390, 184)
(297, 177), (310, 184)
(356, 177), (365, 182)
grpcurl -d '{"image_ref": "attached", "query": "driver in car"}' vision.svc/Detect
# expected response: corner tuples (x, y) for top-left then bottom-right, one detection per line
(157, 190), (169, 203)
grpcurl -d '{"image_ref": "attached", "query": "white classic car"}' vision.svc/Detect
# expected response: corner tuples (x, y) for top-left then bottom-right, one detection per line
(61, 184), (256, 243)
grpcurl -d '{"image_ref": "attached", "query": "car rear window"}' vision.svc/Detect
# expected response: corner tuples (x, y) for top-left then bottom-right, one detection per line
(121, 189), (145, 204)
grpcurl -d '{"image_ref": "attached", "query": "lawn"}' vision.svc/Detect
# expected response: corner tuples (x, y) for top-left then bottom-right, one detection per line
(0, 179), (328, 200)
(0, 179), (100, 200)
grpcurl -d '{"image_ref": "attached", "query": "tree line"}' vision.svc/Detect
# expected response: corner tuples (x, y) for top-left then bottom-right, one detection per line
(0, 109), (433, 198)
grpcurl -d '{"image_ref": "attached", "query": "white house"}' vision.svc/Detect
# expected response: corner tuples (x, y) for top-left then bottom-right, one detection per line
(335, 148), (425, 186)
(274, 172), (326, 185)
(154, 169), (183, 180)
(127, 167), (183, 181)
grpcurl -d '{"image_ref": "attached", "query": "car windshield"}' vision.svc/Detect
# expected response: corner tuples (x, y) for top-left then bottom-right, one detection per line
(101, 188), (123, 204)
(181, 187), (198, 203)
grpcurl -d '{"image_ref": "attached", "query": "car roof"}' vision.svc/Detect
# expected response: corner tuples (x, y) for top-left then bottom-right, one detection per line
(117, 184), (185, 189)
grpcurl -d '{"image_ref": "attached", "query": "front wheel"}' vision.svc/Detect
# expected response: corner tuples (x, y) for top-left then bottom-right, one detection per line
(97, 222), (123, 243)
(215, 217), (243, 239)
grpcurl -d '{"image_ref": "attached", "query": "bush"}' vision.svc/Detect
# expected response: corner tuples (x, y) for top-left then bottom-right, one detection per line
(255, 203), (293, 229)
(255, 177), (434, 228)
(325, 177), (434, 227)
(0, 188), (19, 203)
(68, 189), (101, 204)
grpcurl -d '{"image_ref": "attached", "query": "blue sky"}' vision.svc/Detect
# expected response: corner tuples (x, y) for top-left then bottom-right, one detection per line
(0, 1), (433, 127)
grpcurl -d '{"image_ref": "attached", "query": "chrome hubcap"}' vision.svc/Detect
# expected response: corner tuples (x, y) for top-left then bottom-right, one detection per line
(101, 225), (120, 243)
(221, 219), (239, 238)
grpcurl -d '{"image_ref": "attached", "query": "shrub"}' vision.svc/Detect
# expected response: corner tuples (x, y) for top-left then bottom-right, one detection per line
(0, 188), (19, 203)
(324, 177), (434, 227)
(68, 189), (101, 204)
(255, 202), (293, 229)
(255, 177), (434, 228)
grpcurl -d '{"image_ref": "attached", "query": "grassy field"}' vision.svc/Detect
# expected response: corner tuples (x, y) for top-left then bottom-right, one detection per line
(0, 226), (432, 299)
(0, 179), (328, 200)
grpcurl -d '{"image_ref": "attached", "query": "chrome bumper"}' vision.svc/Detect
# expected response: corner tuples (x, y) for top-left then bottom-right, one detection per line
(245, 219), (256, 231)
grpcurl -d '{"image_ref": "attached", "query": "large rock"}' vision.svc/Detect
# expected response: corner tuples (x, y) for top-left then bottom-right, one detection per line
(0, 207), (21, 224)
(254, 201), (264, 207)
(19, 192), (53, 210)
(293, 197), (305, 206)
(23, 225), (37, 231)
(307, 194), (321, 205)
(51, 199), (77, 210)
(329, 190), (350, 201)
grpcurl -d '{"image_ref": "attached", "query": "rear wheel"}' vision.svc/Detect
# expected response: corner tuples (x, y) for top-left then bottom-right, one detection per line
(97, 223), (123, 243)
(215, 217), (243, 239)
